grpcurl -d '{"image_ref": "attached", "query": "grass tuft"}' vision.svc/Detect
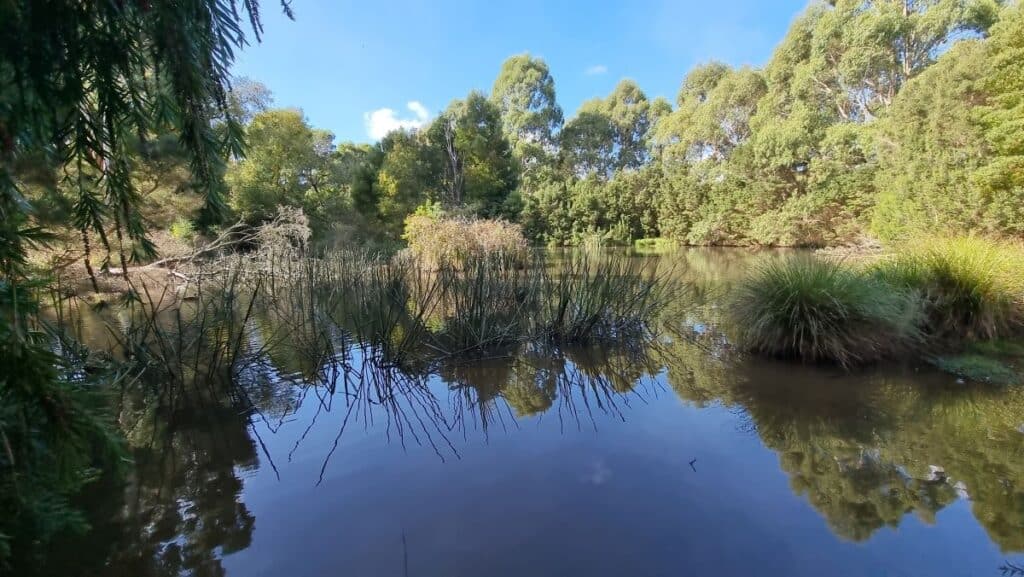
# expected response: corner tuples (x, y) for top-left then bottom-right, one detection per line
(870, 236), (1024, 342)
(930, 354), (1020, 386)
(729, 257), (923, 366)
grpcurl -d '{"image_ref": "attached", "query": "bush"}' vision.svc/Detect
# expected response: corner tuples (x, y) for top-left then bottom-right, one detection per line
(403, 206), (528, 269)
(870, 237), (1024, 342)
(168, 217), (195, 241)
(729, 257), (923, 366)
(634, 238), (677, 253)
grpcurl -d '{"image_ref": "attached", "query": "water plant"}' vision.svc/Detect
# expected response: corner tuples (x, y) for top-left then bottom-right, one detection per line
(538, 252), (676, 345)
(870, 236), (1024, 342)
(729, 257), (923, 366)
(315, 249), (677, 361)
(402, 207), (528, 270)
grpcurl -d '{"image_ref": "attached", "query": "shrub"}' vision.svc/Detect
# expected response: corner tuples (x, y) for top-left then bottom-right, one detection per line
(403, 207), (528, 269)
(634, 238), (676, 253)
(729, 257), (923, 366)
(870, 237), (1024, 342)
(168, 217), (195, 241)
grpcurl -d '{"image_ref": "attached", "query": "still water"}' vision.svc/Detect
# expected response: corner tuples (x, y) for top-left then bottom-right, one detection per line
(44, 249), (1024, 576)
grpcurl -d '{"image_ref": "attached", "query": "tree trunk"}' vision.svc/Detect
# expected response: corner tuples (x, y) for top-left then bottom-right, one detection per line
(112, 210), (132, 289)
(80, 226), (100, 292)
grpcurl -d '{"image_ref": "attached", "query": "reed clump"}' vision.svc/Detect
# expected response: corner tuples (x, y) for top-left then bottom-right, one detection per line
(729, 257), (923, 366)
(301, 249), (678, 363)
(402, 210), (528, 270)
(869, 236), (1024, 342)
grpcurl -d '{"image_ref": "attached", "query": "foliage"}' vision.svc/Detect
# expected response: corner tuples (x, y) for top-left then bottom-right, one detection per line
(226, 109), (344, 229)
(561, 80), (667, 179)
(871, 38), (992, 241)
(729, 257), (923, 366)
(228, 1), (1022, 250)
(402, 207), (528, 269)
(433, 92), (519, 217)
(0, 284), (124, 568)
(491, 54), (563, 185)
(633, 238), (677, 253)
(0, 0), (290, 565)
(974, 2), (1024, 236)
(870, 236), (1024, 341)
(169, 217), (196, 242)
(375, 130), (442, 237)
(122, 1), (1021, 252)
(930, 354), (1020, 385)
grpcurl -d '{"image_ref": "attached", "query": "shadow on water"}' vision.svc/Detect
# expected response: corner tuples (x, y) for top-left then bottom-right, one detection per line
(28, 248), (1024, 577)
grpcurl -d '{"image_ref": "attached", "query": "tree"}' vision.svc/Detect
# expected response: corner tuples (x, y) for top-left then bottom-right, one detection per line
(434, 91), (518, 217)
(974, 2), (1024, 235)
(336, 142), (384, 218)
(604, 79), (667, 170)
(227, 77), (275, 125)
(561, 80), (666, 180)
(871, 39), (991, 240)
(226, 109), (343, 227)
(657, 64), (766, 163)
(491, 54), (563, 184)
(375, 129), (441, 235)
(560, 104), (617, 179)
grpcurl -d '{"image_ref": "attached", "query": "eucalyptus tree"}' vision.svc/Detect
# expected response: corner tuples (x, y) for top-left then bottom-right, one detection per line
(560, 103), (618, 179)
(433, 91), (518, 217)
(491, 55), (563, 184)
(603, 79), (669, 171)
(227, 77), (275, 125)
(656, 64), (766, 164)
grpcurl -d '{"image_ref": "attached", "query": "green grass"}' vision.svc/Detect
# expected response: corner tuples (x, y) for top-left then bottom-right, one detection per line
(729, 257), (923, 366)
(312, 249), (678, 362)
(930, 354), (1020, 386)
(930, 337), (1024, 385)
(870, 236), (1024, 342)
(633, 238), (677, 254)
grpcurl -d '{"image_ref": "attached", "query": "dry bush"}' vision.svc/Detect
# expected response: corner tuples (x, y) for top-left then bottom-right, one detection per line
(403, 213), (527, 269)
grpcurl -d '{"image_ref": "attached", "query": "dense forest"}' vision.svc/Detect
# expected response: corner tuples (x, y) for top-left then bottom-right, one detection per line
(19, 0), (1023, 266)
(41, 0), (1015, 259)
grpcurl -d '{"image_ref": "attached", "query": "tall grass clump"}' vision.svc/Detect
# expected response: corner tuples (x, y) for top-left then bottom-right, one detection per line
(429, 256), (541, 355)
(730, 258), (923, 366)
(403, 205), (528, 270)
(870, 236), (1024, 342)
(539, 253), (676, 344)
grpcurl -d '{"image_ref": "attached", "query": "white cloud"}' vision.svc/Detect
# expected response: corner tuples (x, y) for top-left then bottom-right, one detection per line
(364, 101), (430, 140)
(585, 64), (608, 76)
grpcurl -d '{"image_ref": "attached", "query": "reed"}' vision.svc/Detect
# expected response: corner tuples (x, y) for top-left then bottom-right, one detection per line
(870, 236), (1024, 342)
(729, 257), (923, 366)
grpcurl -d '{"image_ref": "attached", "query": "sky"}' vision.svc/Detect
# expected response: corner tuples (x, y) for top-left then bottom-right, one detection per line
(232, 0), (810, 143)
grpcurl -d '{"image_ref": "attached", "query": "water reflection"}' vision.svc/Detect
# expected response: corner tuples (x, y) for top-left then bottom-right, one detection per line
(33, 249), (1024, 576)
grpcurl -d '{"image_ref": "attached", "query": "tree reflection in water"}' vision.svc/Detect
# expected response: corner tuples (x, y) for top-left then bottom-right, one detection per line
(34, 278), (1024, 576)
(662, 332), (1024, 553)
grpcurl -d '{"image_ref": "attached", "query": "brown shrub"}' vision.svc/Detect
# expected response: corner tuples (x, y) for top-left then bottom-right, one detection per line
(403, 213), (528, 269)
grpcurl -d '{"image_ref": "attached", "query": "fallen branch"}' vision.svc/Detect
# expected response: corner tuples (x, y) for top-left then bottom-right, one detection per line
(105, 221), (254, 276)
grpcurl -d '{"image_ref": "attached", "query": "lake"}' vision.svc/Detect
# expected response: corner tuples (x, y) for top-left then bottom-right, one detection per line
(38, 249), (1024, 577)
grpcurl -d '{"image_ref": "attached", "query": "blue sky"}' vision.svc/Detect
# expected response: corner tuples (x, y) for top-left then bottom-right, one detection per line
(233, 0), (810, 143)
